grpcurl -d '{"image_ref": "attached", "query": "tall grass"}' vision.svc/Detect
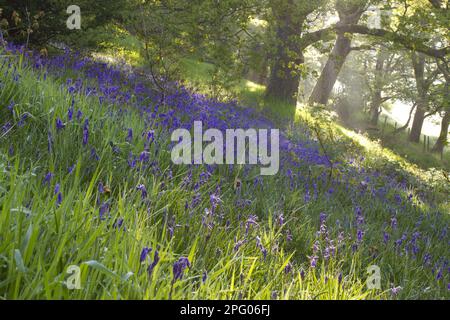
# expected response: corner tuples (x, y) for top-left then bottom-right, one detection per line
(0, 50), (448, 300)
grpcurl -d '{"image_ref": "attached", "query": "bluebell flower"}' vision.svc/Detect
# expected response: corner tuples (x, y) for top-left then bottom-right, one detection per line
(234, 238), (246, 251)
(113, 218), (125, 230)
(56, 118), (65, 131)
(278, 214), (285, 226)
(43, 172), (53, 185)
(140, 247), (152, 263)
(391, 286), (402, 295)
(308, 255), (318, 268)
(76, 110), (83, 121)
(68, 107), (74, 121)
(68, 164), (76, 174)
(126, 128), (133, 142)
(136, 184), (147, 199)
(173, 257), (190, 281)
(99, 202), (109, 220)
(148, 250), (160, 276)
(98, 182), (104, 194)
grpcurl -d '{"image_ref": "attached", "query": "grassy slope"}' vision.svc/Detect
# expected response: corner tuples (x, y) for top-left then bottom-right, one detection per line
(0, 51), (448, 300)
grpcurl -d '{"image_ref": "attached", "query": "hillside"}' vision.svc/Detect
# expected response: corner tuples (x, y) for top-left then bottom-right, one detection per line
(0, 45), (449, 300)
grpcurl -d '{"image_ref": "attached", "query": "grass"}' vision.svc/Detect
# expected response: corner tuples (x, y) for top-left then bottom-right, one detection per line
(0, 49), (448, 300)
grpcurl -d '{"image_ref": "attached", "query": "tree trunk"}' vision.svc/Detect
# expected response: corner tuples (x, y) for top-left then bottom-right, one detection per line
(265, 24), (304, 104)
(308, 33), (353, 105)
(369, 50), (388, 126)
(409, 53), (428, 142)
(409, 103), (426, 142)
(308, 4), (365, 105)
(370, 91), (382, 126)
(431, 110), (449, 153)
(265, 50), (303, 104)
(265, 1), (305, 104)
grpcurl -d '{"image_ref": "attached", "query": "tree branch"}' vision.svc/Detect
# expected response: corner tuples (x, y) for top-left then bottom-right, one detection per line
(301, 24), (449, 59)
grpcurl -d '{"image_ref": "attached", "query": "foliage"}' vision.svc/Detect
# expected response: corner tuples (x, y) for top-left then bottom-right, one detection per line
(0, 0), (129, 47)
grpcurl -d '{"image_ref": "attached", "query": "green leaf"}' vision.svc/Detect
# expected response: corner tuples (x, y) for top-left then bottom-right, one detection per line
(83, 260), (120, 280)
(14, 249), (27, 273)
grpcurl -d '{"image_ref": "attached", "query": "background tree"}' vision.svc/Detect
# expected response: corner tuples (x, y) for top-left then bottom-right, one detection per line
(308, 0), (367, 105)
(264, 0), (326, 103)
(125, 0), (260, 97)
(0, 0), (128, 48)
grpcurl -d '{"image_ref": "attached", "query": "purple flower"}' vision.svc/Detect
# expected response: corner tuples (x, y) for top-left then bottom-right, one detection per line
(319, 212), (327, 225)
(278, 214), (285, 226)
(126, 128), (133, 142)
(173, 257), (190, 281)
(76, 110), (83, 121)
(423, 253), (432, 266)
(7, 101), (15, 112)
(68, 107), (74, 121)
(312, 240), (320, 253)
(209, 193), (222, 209)
(113, 218), (125, 230)
(140, 247), (152, 263)
(286, 229), (293, 242)
(271, 291), (277, 299)
(284, 263), (293, 274)
(68, 164), (76, 174)
(383, 231), (390, 244)
(436, 269), (443, 281)
(128, 152), (136, 168)
(136, 184), (147, 199)
(147, 250), (160, 276)
(234, 239), (246, 251)
(300, 269), (305, 280)
(391, 217), (398, 230)
(143, 130), (155, 143)
(17, 113), (28, 127)
(98, 182), (104, 194)
(43, 172), (53, 186)
(245, 215), (258, 233)
(202, 271), (208, 283)
(56, 118), (65, 131)
(391, 286), (402, 295)
(357, 229), (364, 243)
(56, 192), (62, 206)
(139, 151), (150, 162)
(90, 147), (99, 161)
(82, 119), (89, 146)
(355, 207), (364, 225)
(308, 255), (318, 268)
(99, 202), (109, 220)
(256, 236), (268, 260)
(54, 183), (62, 206)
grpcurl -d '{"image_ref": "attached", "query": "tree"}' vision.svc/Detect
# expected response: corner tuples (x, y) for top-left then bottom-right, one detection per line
(126, 0), (259, 97)
(0, 0), (128, 47)
(308, 0), (367, 105)
(264, 0), (326, 103)
(365, 48), (411, 126)
(265, 0), (449, 105)
(408, 53), (440, 142)
(431, 60), (450, 153)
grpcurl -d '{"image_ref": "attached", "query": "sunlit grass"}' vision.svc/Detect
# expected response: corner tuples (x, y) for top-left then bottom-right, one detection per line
(0, 48), (448, 300)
